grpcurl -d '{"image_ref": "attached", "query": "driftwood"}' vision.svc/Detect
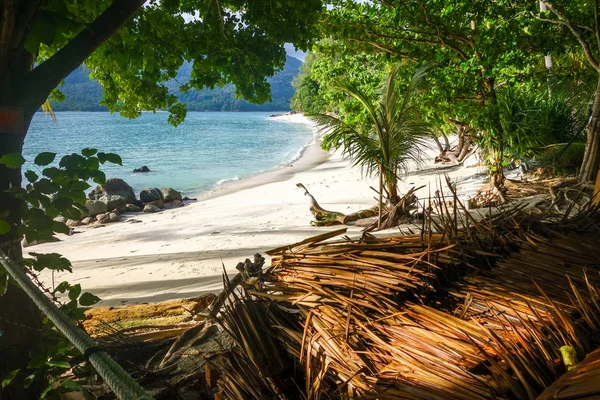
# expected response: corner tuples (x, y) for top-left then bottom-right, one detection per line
(296, 183), (378, 226)
(365, 185), (423, 231)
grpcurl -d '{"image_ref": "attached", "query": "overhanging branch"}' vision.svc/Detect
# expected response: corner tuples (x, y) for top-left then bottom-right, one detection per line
(539, 0), (600, 71)
(18, 0), (145, 112)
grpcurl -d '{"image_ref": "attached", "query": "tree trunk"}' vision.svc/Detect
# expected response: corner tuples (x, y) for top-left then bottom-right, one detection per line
(387, 181), (400, 205)
(378, 164), (383, 228)
(0, 112), (45, 399)
(579, 76), (600, 182)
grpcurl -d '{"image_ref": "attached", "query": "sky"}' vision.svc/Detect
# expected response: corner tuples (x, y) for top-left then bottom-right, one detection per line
(285, 43), (307, 61)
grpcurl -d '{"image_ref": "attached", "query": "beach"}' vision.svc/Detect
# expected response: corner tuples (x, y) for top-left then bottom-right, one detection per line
(31, 114), (491, 306)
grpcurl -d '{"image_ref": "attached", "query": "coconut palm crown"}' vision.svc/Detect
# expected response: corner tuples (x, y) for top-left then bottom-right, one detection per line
(309, 64), (432, 207)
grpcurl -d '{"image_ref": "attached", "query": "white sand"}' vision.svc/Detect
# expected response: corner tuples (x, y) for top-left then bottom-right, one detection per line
(31, 114), (495, 306)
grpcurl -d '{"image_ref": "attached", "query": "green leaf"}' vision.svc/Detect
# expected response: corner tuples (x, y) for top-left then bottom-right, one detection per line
(0, 220), (10, 235)
(30, 253), (72, 273)
(79, 292), (100, 306)
(81, 148), (97, 157)
(34, 152), (57, 166)
(68, 284), (81, 301)
(98, 152), (122, 166)
(60, 381), (80, 392)
(0, 153), (26, 168)
(2, 369), (20, 388)
(0, 273), (8, 296)
(46, 360), (70, 369)
(24, 170), (39, 183)
(52, 220), (70, 234)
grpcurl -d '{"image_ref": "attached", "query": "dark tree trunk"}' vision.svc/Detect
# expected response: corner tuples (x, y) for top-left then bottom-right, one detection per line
(579, 76), (600, 182)
(387, 181), (400, 205)
(0, 113), (45, 399)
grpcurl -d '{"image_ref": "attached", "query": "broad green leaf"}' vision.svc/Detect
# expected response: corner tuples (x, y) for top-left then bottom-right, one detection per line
(0, 220), (10, 235)
(2, 369), (20, 388)
(0, 153), (25, 168)
(34, 152), (57, 166)
(0, 273), (8, 296)
(81, 148), (97, 157)
(68, 284), (81, 301)
(46, 360), (70, 369)
(60, 381), (80, 392)
(24, 170), (39, 183)
(79, 292), (101, 306)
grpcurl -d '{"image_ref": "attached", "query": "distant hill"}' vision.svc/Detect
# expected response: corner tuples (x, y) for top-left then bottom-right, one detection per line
(51, 56), (302, 112)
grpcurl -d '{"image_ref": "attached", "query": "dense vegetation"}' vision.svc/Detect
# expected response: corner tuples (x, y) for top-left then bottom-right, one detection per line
(53, 56), (302, 112)
(291, 0), (599, 187)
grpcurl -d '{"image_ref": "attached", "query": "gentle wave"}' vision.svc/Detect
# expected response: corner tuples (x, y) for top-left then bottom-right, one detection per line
(216, 175), (241, 185)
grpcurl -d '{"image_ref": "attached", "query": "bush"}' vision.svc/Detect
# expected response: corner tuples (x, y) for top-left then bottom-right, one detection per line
(540, 142), (586, 176)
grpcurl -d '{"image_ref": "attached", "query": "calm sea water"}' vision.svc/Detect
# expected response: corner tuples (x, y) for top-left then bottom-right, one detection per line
(23, 112), (314, 196)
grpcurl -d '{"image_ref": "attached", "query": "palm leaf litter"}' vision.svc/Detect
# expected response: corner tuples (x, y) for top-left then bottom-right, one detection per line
(203, 182), (600, 400)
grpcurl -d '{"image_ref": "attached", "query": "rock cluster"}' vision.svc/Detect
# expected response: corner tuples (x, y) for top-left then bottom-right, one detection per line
(60, 179), (186, 227)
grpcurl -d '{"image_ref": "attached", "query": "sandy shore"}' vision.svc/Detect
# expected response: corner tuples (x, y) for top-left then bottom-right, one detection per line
(32, 114), (493, 306)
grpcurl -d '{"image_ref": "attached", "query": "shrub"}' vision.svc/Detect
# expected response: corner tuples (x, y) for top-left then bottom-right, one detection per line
(540, 142), (586, 176)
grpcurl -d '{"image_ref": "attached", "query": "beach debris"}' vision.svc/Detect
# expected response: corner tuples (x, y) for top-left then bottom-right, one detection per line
(296, 182), (379, 226)
(133, 165), (150, 173)
(206, 189), (600, 399)
(366, 185), (423, 231)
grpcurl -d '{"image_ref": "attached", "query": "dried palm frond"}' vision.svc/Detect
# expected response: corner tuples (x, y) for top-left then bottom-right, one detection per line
(212, 186), (600, 399)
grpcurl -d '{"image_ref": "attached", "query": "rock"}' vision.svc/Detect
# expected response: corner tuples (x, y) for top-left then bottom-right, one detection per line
(146, 199), (164, 209)
(125, 203), (142, 212)
(99, 195), (127, 212)
(160, 187), (182, 202)
(89, 178), (136, 204)
(143, 204), (161, 213)
(164, 200), (183, 209)
(133, 165), (150, 173)
(95, 213), (106, 222)
(182, 196), (197, 201)
(139, 188), (163, 203)
(107, 212), (119, 223)
(53, 216), (66, 223)
(65, 219), (80, 227)
(81, 217), (94, 225)
(85, 199), (108, 217)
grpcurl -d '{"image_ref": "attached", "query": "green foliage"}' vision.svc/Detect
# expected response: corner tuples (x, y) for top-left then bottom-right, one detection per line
(498, 84), (590, 158)
(28, 0), (323, 125)
(310, 63), (431, 201)
(0, 148), (108, 397)
(540, 142), (586, 176)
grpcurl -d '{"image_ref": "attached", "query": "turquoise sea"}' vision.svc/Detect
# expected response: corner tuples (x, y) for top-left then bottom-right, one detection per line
(24, 112), (314, 196)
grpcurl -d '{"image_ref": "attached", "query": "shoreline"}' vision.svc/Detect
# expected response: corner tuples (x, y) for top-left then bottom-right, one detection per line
(197, 114), (330, 201)
(29, 115), (500, 306)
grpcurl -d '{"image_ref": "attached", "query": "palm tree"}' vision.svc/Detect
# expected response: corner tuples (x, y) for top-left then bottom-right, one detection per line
(308, 64), (431, 226)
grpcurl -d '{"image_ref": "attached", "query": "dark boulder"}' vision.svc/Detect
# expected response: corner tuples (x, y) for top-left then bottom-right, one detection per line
(139, 188), (163, 203)
(160, 187), (183, 202)
(133, 166), (150, 173)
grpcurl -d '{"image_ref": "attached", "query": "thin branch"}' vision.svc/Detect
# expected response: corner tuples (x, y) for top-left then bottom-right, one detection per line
(539, 0), (600, 71)
(595, 0), (600, 57)
(18, 0), (146, 112)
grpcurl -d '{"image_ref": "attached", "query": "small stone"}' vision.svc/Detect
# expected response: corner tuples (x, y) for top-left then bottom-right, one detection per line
(143, 204), (161, 213)
(95, 213), (106, 222)
(164, 200), (183, 209)
(107, 212), (119, 223)
(53, 216), (66, 223)
(81, 217), (94, 225)
(125, 203), (142, 212)
(65, 219), (80, 227)
(146, 199), (164, 209)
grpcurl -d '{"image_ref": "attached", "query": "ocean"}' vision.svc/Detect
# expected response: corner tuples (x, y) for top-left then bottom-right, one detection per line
(23, 112), (315, 196)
